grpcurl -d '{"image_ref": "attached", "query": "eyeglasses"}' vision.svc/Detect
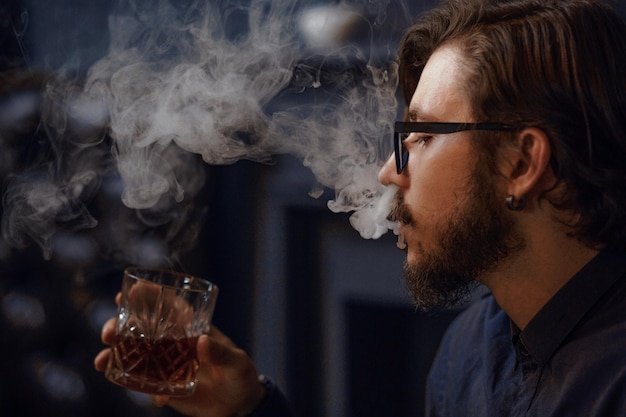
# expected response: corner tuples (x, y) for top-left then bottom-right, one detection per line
(394, 121), (518, 174)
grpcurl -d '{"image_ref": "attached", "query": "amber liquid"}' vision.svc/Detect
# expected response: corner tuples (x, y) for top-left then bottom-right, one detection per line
(106, 335), (199, 396)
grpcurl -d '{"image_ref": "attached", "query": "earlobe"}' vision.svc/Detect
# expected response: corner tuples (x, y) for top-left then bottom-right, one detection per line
(506, 127), (552, 200)
(506, 195), (526, 211)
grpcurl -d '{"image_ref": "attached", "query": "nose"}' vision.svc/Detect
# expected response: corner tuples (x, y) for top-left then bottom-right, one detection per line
(378, 153), (407, 186)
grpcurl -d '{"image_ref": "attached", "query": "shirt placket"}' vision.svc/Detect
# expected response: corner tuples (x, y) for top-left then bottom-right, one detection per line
(511, 337), (541, 417)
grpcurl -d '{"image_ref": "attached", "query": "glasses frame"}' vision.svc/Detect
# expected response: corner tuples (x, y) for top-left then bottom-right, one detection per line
(393, 121), (518, 174)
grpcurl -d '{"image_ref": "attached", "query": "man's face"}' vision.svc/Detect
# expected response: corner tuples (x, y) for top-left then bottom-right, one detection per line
(395, 160), (523, 310)
(379, 45), (523, 310)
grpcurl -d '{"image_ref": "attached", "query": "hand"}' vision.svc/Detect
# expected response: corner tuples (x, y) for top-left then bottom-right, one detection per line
(94, 294), (266, 417)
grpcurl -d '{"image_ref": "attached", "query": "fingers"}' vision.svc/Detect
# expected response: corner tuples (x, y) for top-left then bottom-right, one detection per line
(151, 395), (170, 407)
(197, 334), (211, 366)
(204, 333), (250, 368)
(101, 317), (116, 345)
(197, 333), (238, 367)
(94, 348), (110, 372)
(95, 316), (117, 372)
(195, 325), (240, 367)
(95, 295), (119, 373)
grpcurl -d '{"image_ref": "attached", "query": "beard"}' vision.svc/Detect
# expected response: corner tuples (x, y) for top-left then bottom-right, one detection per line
(392, 165), (525, 311)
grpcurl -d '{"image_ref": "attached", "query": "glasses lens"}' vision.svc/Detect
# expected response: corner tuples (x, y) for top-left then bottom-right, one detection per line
(395, 132), (409, 174)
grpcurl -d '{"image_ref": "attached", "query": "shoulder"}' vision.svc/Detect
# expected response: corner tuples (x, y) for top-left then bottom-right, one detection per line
(428, 289), (512, 378)
(534, 320), (626, 416)
(442, 290), (508, 348)
(426, 290), (510, 415)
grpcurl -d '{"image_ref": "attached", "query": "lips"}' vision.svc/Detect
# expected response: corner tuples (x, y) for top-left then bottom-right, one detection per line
(387, 192), (412, 250)
(396, 228), (407, 249)
(391, 208), (410, 251)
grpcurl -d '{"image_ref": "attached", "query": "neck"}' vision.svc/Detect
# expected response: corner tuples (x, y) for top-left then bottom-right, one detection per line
(481, 221), (600, 330)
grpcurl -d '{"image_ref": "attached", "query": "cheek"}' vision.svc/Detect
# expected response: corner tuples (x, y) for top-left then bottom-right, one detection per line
(406, 155), (473, 216)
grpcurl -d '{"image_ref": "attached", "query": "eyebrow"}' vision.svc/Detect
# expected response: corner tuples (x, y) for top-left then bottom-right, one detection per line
(407, 108), (438, 123)
(406, 109), (420, 121)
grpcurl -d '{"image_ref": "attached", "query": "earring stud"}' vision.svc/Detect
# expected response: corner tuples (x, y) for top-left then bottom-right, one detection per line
(506, 195), (526, 211)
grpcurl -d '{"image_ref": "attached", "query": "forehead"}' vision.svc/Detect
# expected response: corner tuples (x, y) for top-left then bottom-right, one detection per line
(408, 44), (473, 122)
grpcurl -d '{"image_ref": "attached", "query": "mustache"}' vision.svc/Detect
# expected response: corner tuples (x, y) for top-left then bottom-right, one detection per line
(388, 192), (413, 225)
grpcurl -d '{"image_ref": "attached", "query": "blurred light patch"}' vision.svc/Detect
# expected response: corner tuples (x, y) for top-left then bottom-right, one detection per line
(35, 361), (86, 400)
(299, 5), (363, 50)
(86, 300), (118, 333)
(2, 292), (46, 328)
(66, 93), (109, 137)
(101, 174), (125, 198)
(125, 390), (153, 407)
(51, 232), (99, 266)
(129, 237), (171, 267)
(0, 90), (41, 129)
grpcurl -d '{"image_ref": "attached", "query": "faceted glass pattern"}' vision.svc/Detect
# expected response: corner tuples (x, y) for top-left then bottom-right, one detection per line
(105, 268), (218, 396)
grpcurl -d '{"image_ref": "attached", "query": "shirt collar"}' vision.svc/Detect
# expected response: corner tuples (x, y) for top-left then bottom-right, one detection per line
(513, 246), (626, 366)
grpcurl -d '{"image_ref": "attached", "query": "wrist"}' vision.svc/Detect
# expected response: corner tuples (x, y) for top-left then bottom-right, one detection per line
(240, 374), (273, 417)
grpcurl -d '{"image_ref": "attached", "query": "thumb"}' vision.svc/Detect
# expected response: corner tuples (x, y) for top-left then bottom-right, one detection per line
(200, 333), (244, 368)
(197, 334), (212, 366)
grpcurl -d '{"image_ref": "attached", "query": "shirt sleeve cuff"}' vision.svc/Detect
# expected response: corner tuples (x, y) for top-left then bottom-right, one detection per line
(246, 375), (295, 417)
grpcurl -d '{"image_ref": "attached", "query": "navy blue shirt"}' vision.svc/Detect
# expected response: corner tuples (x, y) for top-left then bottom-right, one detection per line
(426, 247), (626, 417)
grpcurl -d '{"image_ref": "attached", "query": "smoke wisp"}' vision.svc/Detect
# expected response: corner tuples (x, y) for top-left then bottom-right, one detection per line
(2, 0), (407, 261)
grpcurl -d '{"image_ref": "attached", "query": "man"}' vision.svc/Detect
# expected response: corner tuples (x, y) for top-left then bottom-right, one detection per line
(381, 0), (626, 415)
(95, 0), (626, 416)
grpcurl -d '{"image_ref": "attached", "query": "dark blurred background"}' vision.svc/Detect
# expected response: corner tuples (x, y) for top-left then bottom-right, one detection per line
(8, 1), (624, 417)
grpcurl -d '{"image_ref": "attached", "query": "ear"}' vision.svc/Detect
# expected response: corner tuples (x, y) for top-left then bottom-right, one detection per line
(503, 127), (553, 200)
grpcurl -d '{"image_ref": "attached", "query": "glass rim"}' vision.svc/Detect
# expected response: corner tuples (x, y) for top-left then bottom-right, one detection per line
(124, 266), (218, 293)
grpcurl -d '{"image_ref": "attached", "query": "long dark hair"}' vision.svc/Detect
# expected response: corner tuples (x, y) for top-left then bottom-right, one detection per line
(399, 0), (626, 249)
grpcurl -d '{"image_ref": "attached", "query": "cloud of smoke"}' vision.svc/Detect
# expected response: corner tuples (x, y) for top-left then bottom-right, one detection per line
(1, 0), (405, 260)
